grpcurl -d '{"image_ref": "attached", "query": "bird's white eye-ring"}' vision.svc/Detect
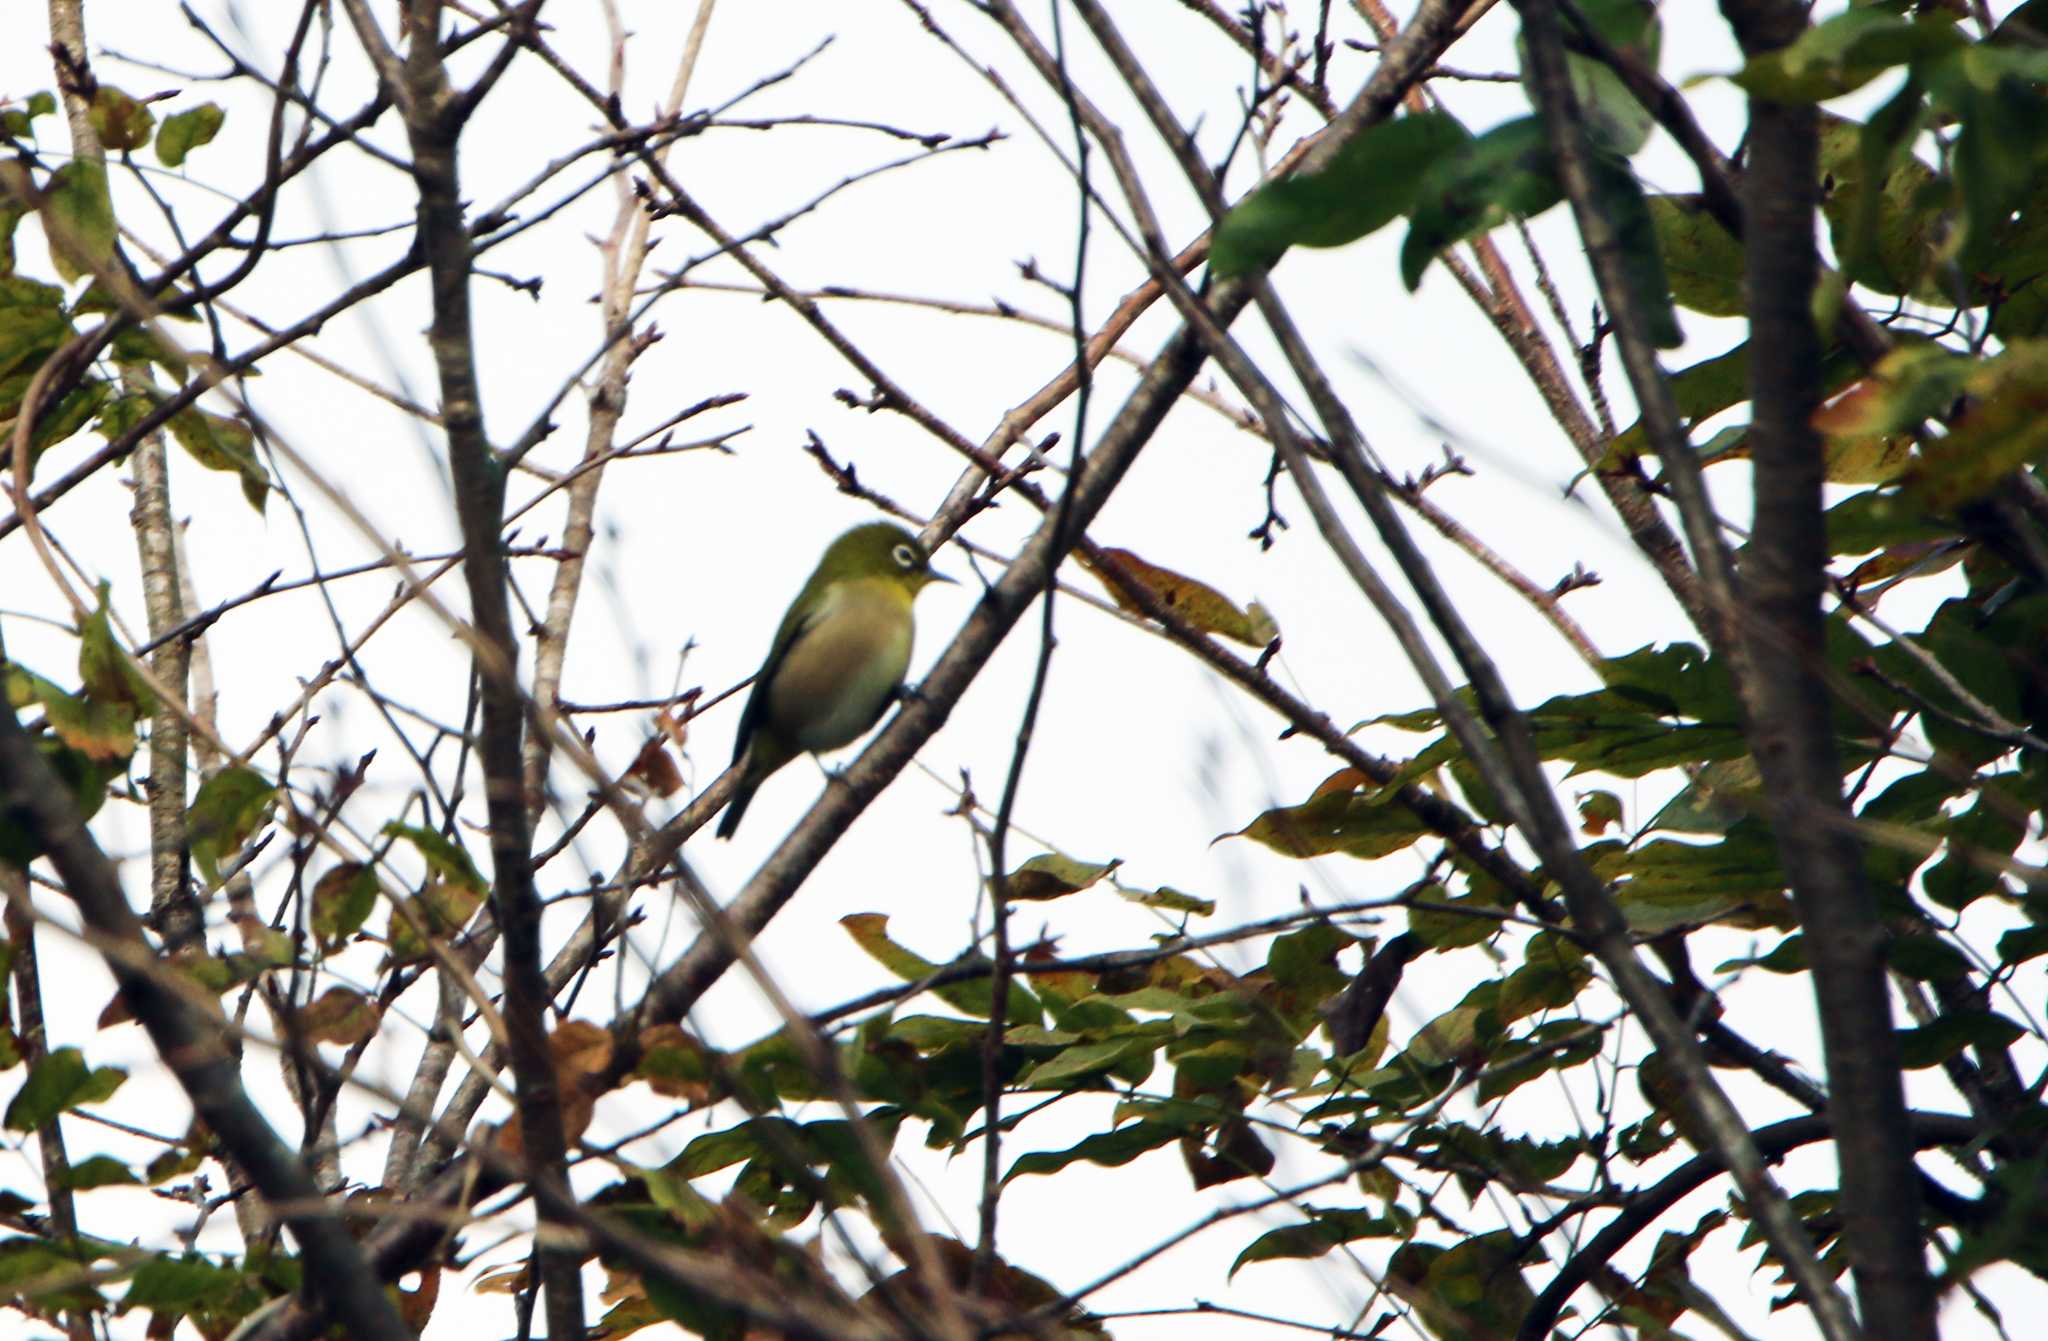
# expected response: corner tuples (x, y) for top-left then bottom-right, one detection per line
(891, 543), (918, 570)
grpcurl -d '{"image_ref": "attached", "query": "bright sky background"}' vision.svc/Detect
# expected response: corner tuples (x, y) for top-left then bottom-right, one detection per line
(2, 2), (2040, 1338)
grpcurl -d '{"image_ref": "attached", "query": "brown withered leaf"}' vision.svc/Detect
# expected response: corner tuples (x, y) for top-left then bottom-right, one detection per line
(551, 1018), (615, 1083)
(397, 1265), (441, 1332)
(1083, 546), (1278, 648)
(294, 986), (377, 1046)
(865, 1235), (1110, 1338)
(1183, 1115), (1277, 1190)
(496, 1019), (616, 1154)
(624, 734), (683, 798)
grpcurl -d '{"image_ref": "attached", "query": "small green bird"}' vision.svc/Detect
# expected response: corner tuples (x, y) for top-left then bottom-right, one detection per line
(716, 521), (954, 839)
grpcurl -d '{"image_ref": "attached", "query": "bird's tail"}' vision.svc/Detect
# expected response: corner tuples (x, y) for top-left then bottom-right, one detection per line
(715, 779), (756, 840)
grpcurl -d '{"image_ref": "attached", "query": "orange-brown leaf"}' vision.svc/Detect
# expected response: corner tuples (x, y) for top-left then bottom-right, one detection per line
(1084, 547), (1278, 648)
(294, 987), (377, 1046)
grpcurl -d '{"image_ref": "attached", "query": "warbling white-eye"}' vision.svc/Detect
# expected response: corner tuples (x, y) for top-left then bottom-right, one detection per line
(716, 521), (954, 839)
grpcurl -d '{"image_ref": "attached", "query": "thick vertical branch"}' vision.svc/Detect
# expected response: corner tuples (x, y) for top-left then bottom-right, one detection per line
(132, 435), (202, 949)
(356, 0), (585, 1335)
(1517, 4), (1886, 1338)
(1719, 2), (1935, 1337)
(47, 0), (206, 955)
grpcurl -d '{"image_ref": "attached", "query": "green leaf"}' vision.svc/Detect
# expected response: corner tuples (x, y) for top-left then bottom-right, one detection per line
(1117, 884), (1215, 916)
(77, 582), (153, 711)
(381, 821), (488, 893)
(1732, 9), (1966, 102)
(1268, 922), (1350, 1016)
(1401, 116), (1563, 290)
(1930, 47), (2048, 268)
(1223, 770), (1429, 860)
(155, 103), (225, 167)
(1648, 194), (1745, 317)
(1598, 640), (1743, 721)
(1999, 925), (2048, 969)
(0, 1238), (86, 1295)
(4, 1047), (127, 1130)
(108, 323), (191, 380)
(24, 667), (136, 764)
(1497, 932), (1591, 1024)
(1886, 934), (1971, 983)
(41, 159), (115, 286)
(186, 765), (275, 886)
(124, 1254), (242, 1311)
(388, 880), (485, 961)
(1399, 1004), (1487, 1069)
(670, 1116), (796, 1178)
(28, 377), (110, 457)
(1905, 342), (2048, 513)
(1594, 825), (1794, 933)
(0, 275), (72, 383)
(0, 675), (121, 864)
(88, 86), (155, 152)
(0, 195), (25, 278)
(1407, 884), (1505, 951)
(311, 862), (380, 948)
(1983, 180), (2048, 339)
(1819, 103), (1946, 301)
(0, 90), (57, 145)
(1211, 111), (1471, 277)
(838, 913), (1040, 1024)
(1514, 686), (1747, 778)
(1922, 783), (2026, 911)
(1528, 0), (1660, 156)
(1393, 1231), (1541, 1339)
(1004, 1120), (1182, 1182)
(145, 1144), (204, 1186)
(1608, 341), (1876, 471)
(1022, 1035), (1159, 1088)
(1896, 1010), (2024, 1069)
(1825, 488), (1951, 556)
(1577, 789), (1623, 835)
(1867, 598), (2031, 769)
(52, 1154), (139, 1190)
(1232, 1207), (1413, 1277)
(167, 407), (268, 512)
(1001, 852), (1120, 902)
(96, 390), (159, 440)
(1580, 151), (1680, 347)
(1713, 934), (1807, 976)
(1477, 1019), (1605, 1102)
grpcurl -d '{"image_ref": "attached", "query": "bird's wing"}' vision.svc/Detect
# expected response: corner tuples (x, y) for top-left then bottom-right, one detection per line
(727, 585), (835, 766)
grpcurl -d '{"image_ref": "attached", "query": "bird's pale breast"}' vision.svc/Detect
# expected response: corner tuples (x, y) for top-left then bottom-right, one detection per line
(765, 577), (915, 752)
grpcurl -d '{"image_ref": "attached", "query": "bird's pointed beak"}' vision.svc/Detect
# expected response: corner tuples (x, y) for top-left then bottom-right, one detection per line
(926, 565), (958, 585)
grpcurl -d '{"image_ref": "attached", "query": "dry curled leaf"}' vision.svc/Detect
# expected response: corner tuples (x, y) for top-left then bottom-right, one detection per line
(1083, 547), (1279, 647)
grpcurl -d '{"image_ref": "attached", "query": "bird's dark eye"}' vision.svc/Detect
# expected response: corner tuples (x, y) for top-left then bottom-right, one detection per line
(891, 543), (917, 570)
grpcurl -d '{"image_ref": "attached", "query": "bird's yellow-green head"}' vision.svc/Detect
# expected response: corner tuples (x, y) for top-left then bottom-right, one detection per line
(812, 521), (953, 592)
